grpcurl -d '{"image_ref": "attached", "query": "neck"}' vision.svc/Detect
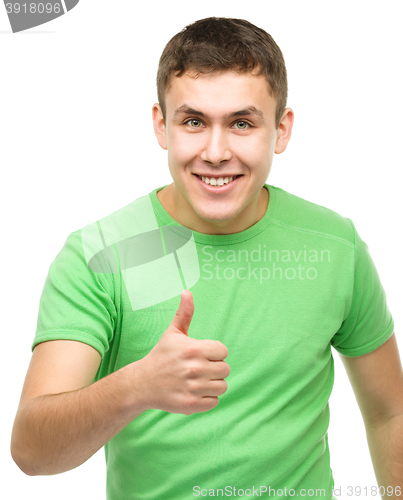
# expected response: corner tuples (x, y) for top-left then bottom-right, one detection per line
(157, 184), (269, 235)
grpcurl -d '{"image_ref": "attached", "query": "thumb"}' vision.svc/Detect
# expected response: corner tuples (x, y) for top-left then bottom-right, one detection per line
(169, 289), (194, 336)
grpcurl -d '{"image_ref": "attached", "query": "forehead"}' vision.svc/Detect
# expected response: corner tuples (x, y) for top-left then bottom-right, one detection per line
(165, 70), (275, 119)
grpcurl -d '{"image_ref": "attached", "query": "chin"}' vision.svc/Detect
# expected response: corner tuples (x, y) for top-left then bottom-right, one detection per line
(195, 207), (239, 224)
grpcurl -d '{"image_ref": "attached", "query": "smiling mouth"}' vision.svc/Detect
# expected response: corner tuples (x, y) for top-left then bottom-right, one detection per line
(194, 174), (242, 186)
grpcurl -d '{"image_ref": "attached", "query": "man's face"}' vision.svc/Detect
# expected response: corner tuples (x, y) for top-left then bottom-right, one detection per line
(152, 69), (293, 234)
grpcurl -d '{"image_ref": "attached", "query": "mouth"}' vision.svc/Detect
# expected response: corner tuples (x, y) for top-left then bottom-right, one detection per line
(193, 174), (243, 188)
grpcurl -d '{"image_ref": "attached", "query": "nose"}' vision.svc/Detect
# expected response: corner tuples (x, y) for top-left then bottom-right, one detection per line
(200, 126), (233, 165)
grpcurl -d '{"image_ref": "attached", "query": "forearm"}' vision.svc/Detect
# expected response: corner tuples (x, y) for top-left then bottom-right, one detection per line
(365, 416), (403, 499)
(11, 361), (146, 476)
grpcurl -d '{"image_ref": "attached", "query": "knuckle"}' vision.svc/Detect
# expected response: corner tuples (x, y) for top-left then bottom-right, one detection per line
(185, 378), (201, 393)
(182, 394), (199, 414)
(186, 361), (202, 378)
(183, 343), (199, 359)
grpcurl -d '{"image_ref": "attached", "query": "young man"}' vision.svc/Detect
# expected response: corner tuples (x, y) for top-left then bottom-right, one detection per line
(11, 17), (402, 499)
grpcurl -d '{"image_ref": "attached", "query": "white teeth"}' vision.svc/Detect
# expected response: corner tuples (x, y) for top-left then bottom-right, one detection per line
(199, 175), (235, 186)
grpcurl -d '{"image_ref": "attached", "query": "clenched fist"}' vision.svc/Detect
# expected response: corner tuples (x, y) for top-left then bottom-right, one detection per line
(136, 290), (230, 415)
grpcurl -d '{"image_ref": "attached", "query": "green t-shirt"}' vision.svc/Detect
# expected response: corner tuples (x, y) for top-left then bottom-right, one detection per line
(32, 184), (394, 499)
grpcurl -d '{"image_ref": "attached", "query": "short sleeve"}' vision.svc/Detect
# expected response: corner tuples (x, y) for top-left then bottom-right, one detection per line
(331, 220), (394, 357)
(32, 230), (117, 357)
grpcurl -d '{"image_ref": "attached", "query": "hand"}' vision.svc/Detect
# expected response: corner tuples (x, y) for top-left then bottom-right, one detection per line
(136, 290), (230, 415)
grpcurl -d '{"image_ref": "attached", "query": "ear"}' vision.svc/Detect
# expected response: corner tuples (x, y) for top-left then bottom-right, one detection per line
(275, 107), (294, 154)
(152, 103), (168, 151)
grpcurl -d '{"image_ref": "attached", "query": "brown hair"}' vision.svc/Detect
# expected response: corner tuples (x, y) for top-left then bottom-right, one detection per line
(156, 17), (288, 129)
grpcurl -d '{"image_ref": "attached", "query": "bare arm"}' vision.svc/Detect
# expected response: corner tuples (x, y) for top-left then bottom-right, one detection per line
(340, 333), (403, 498)
(10, 339), (147, 475)
(11, 290), (229, 476)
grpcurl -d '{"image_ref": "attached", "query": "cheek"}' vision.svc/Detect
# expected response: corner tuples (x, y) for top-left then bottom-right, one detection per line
(168, 132), (199, 165)
(234, 134), (274, 167)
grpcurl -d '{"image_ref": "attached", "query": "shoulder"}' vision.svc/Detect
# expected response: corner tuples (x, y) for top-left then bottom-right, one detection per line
(269, 185), (356, 248)
(65, 189), (164, 274)
(78, 190), (160, 253)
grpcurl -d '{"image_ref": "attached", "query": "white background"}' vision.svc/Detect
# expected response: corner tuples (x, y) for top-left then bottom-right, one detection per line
(1, 1), (402, 499)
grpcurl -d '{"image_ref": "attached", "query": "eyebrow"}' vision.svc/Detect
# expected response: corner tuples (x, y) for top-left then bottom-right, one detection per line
(173, 104), (265, 122)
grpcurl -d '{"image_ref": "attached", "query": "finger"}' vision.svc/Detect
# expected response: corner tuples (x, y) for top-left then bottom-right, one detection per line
(169, 290), (194, 336)
(204, 379), (228, 397)
(199, 339), (229, 361)
(197, 396), (220, 413)
(209, 360), (231, 380)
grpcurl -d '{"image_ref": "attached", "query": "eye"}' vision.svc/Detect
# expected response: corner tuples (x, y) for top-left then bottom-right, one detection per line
(185, 119), (203, 128)
(233, 121), (250, 130)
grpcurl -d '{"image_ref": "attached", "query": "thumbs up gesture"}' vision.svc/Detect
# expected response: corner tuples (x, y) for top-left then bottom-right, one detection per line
(136, 290), (230, 415)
